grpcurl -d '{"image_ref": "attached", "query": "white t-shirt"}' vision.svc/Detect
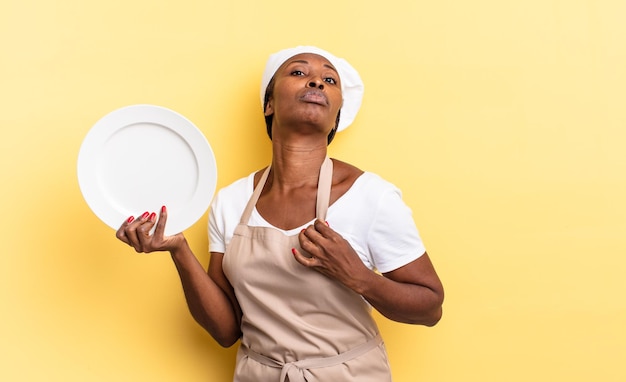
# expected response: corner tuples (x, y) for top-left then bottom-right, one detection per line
(208, 171), (426, 273)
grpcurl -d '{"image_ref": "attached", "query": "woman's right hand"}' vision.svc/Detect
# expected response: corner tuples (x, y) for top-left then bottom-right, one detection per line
(115, 205), (186, 254)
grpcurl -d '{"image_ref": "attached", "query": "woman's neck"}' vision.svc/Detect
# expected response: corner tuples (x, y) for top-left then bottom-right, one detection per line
(268, 139), (328, 191)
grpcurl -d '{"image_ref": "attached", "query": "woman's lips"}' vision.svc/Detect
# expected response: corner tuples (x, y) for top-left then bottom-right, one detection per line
(300, 89), (328, 105)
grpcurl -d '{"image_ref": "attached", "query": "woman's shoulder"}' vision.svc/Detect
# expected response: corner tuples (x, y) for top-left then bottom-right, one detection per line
(331, 158), (394, 188)
(329, 158), (399, 206)
(328, 159), (362, 203)
(214, 171), (256, 204)
(330, 158), (363, 183)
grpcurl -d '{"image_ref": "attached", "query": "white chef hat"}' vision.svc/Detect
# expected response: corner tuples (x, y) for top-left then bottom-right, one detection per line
(260, 46), (364, 132)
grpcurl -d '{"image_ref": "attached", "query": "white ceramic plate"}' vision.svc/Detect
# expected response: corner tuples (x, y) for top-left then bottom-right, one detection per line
(78, 104), (217, 236)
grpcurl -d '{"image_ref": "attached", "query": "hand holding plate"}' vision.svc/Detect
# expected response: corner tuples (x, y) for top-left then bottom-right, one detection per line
(116, 206), (185, 254)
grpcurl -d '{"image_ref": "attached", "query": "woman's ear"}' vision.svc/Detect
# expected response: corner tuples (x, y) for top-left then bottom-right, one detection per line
(264, 99), (274, 116)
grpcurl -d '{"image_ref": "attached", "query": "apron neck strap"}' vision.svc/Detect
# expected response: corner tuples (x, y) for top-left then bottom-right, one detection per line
(240, 156), (333, 225)
(315, 156), (333, 222)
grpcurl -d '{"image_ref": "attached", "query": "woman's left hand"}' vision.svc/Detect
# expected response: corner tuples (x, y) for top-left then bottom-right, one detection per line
(293, 219), (370, 290)
(294, 219), (444, 326)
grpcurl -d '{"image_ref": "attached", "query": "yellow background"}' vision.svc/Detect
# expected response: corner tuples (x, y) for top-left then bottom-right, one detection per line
(1, 0), (625, 381)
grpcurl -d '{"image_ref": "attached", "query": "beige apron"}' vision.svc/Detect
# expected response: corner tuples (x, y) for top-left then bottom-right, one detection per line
(222, 157), (392, 382)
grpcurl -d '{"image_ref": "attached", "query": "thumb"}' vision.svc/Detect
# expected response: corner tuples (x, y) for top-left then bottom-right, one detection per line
(154, 205), (168, 238)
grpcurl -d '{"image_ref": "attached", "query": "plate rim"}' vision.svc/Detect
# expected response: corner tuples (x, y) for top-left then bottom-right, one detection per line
(77, 104), (217, 235)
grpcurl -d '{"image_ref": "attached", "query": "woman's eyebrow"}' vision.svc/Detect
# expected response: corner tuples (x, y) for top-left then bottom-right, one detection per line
(286, 59), (339, 74)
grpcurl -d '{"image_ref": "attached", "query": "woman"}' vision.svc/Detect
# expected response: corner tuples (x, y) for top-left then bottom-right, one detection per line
(116, 46), (444, 381)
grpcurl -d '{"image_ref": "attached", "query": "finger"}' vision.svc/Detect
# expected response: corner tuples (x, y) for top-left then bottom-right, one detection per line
(301, 222), (330, 250)
(291, 247), (317, 268)
(299, 227), (321, 254)
(115, 215), (136, 245)
(136, 212), (157, 250)
(125, 211), (150, 250)
(153, 205), (168, 238)
(299, 233), (322, 257)
(313, 219), (333, 237)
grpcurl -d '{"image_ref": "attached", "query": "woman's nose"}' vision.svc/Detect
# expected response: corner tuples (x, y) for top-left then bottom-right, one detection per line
(307, 79), (324, 90)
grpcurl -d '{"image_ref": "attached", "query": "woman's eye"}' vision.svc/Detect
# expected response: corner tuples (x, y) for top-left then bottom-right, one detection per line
(291, 70), (305, 76)
(324, 77), (337, 85)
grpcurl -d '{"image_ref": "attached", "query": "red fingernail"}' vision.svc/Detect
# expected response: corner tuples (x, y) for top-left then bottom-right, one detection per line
(291, 248), (297, 255)
(161, 205), (166, 213)
(127, 216), (135, 223)
(141, 212), (149, 219)
(325, 221), (330, 226)
(301, 229), (306, 233)
(149, 212), (156, 221)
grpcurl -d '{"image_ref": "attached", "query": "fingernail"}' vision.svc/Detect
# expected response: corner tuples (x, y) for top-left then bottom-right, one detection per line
(161, 205), (166, 213)
(141, 212), (149, 219)
(300, 229), (306, 233)
(325, 221), (330, 226)
(149, 212), (156, 221)
(127, 216), (135, 223)
(291, 248), (297, 255)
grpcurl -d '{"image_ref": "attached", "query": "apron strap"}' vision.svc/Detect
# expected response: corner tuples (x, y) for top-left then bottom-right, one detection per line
(239, 164), (272, 224)
(240, 157), (333, 225)
(241, 333), (383, 382)
(315, 157), (333, 222)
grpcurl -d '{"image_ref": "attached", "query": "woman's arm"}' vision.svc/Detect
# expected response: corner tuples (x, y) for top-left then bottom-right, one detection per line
(116, 207), (242, 347)
(171, 248), (242, 346)
(293, 219), (444, 326)
(355, 253), (443, 326)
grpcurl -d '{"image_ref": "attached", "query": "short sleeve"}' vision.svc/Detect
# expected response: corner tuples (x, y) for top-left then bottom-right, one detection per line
(367, 187), (426, 273)
(207, 174), (253, 254)
(208, 191), (227, 254)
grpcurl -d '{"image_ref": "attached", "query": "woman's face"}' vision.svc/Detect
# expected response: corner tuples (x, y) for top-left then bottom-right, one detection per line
(264, 53), (343, 137)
